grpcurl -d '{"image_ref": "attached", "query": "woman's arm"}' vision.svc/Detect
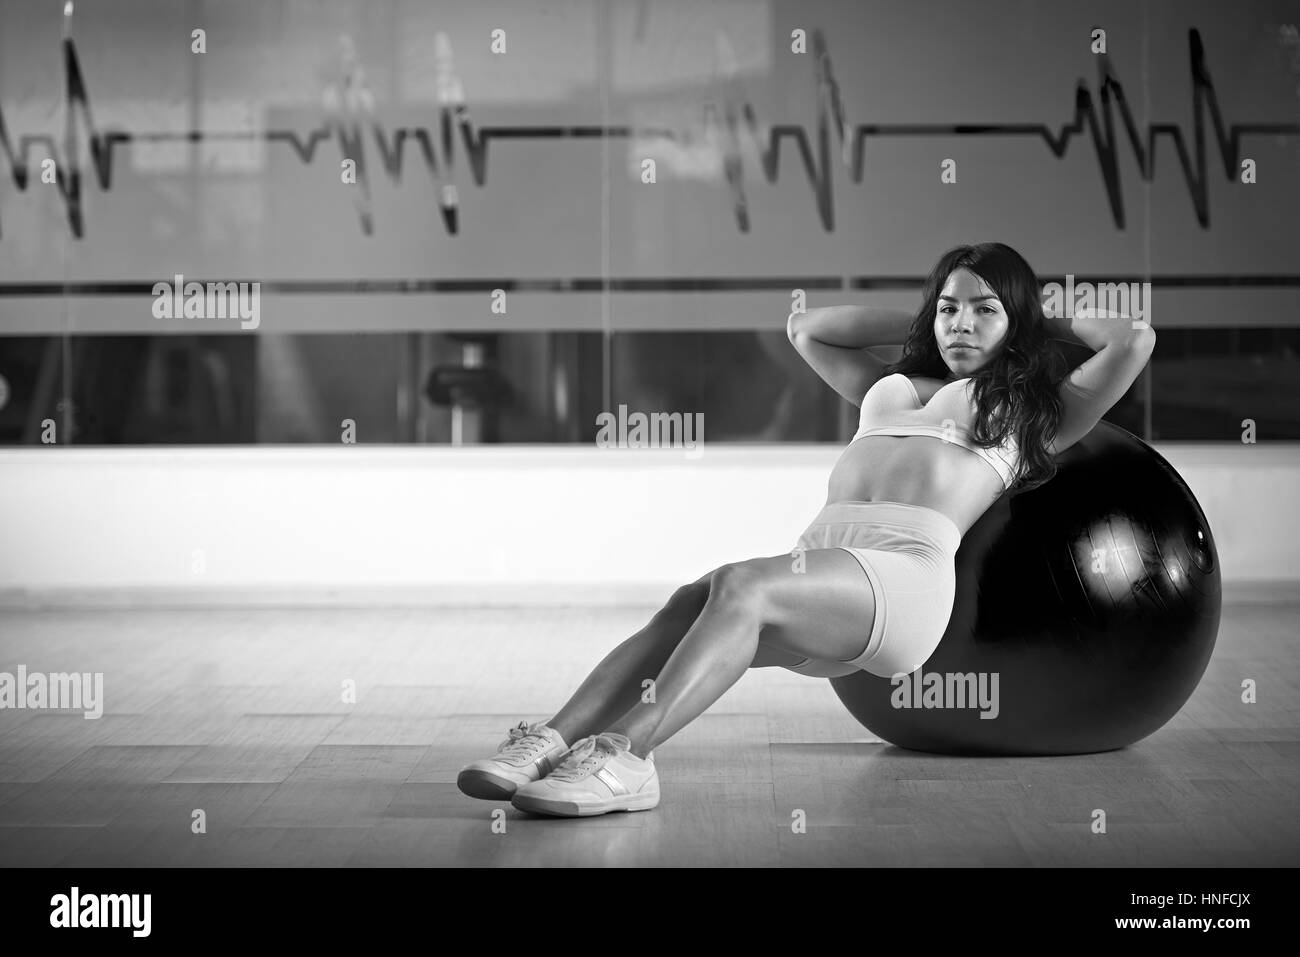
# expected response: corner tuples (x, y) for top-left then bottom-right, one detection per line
(786, 305), (914, 406)
(1042, 306), (1149, 350)
(1045, 307), (1157, 454)
(789, 305), (917, 348)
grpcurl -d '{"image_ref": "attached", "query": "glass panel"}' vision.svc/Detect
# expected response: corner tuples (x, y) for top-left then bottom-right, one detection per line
(610, 330), (846, 443)
(1151, 328), (1300, 440)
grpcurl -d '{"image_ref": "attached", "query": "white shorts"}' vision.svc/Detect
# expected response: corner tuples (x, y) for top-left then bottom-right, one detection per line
(785, 501), (961, 679)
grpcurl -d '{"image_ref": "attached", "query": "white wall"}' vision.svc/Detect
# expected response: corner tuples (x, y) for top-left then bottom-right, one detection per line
(1, 444), (1296, 606)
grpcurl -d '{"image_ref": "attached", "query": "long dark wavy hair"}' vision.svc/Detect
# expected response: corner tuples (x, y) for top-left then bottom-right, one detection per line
(883, 242), (1066, 492)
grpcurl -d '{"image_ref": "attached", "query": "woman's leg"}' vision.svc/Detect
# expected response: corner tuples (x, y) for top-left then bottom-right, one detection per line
(542, 574), (711, 745)
(602, 548), (878, 758)
(543, 570), (807, 746)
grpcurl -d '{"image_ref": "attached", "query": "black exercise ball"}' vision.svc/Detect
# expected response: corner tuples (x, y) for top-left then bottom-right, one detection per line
(830, 421), (1221, 756)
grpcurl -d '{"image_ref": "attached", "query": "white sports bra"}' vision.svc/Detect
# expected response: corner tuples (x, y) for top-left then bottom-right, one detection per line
(851, 373), (1020, 490)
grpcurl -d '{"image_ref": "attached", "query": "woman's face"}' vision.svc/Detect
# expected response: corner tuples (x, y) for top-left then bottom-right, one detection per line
(933, 267), (1010, 378)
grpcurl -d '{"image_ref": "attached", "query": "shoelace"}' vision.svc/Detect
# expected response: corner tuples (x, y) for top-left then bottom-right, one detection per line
(547, 733), (624, 781)
(497, 721), (552, 760)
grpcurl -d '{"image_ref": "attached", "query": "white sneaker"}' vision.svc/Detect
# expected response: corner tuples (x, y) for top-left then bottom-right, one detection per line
(457, 721), (569, 800)
(510, 731), (660, 817)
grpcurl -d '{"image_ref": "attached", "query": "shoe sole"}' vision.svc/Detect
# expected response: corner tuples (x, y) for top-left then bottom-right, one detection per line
(510, 790), (660, 817)
(457, 768), (522, 801)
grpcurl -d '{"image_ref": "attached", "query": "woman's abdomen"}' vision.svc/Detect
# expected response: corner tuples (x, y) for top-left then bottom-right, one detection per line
(826, 436), (1001, 533)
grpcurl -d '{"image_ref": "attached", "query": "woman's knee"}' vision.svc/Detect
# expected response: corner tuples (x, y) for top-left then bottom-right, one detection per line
(706, 561), (769, 615)
(661, 559), (772, 625)
(660, 579), (711, 621)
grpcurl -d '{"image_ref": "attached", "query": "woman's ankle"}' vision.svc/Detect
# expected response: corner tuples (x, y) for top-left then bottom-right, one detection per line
(544, 716), (581, 744)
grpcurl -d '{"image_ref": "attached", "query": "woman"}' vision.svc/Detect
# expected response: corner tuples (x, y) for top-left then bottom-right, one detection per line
(458, 242), (1156, 817)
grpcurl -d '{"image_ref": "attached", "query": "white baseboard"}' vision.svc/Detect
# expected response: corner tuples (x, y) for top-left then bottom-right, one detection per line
(0, 579), (1292, 610)
(0, 582), (679, 610)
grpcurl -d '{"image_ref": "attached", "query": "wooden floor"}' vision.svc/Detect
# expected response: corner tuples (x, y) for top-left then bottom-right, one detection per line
(0, 589), (1297, 867)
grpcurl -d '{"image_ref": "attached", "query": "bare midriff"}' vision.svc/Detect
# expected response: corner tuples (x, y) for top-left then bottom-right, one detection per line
(825, 434), (1006, 536)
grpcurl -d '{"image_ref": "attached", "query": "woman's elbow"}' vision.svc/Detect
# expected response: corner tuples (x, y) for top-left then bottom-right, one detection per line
(1129, 324), (1157, 355)
(787, 307), (822, 343)
(786, 310), (803, 343)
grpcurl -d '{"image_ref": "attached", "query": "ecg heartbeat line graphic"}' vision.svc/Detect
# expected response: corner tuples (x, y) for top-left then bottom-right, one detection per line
(0, 26), (1296, 240)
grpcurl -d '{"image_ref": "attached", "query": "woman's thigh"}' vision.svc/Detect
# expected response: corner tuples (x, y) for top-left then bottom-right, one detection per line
(749, 643), (808, 669)
(679, 560), (871, 669)
(712, 548), (879, 665)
